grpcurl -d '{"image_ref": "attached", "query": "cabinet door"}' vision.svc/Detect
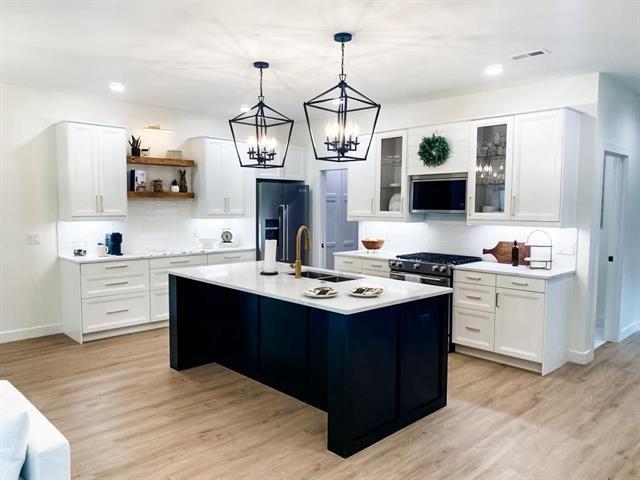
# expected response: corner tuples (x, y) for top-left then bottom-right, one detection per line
(511, 110), (563, 222)
(468, 116), (513, 220)
(203, 139), (227, 215)
(67, 123), (100, 217)
(283, 145), (306, 180)
(375, 131), (407, 218)
(495, 288), (544, 362)
(347, 134), (376, 218)
(98, 126), (127, 216)
(223, 141), (245, 215)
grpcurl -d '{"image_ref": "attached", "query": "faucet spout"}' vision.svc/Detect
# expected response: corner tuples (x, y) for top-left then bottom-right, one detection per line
(294, 225), (311, 279)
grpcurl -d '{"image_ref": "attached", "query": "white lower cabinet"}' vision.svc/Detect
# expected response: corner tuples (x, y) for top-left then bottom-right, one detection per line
(453, 268), (572, 375)
(61, 249), (256, 343)
(333, 254), (390, 278)
(494, 288), (544, 362)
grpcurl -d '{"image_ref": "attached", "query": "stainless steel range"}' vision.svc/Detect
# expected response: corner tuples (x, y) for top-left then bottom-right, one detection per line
(389, 252), (481, 351)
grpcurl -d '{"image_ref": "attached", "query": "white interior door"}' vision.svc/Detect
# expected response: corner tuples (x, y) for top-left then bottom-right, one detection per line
(323, 169), (358, 268)
(98, 126), (127, 216)
(511, 111), (563, 222)
(67, 123), (100, 217)
(596, 152), (626, 344)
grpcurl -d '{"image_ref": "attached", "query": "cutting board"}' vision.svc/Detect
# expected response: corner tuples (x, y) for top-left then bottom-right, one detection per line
(483, 241), (530, 266)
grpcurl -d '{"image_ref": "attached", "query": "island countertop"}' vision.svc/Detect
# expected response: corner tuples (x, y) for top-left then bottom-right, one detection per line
(168, 261), (452, 315)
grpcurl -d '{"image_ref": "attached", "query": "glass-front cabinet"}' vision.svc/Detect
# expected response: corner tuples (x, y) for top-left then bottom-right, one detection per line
(375, 131), (406, 218)
(468, 116), (513, 220)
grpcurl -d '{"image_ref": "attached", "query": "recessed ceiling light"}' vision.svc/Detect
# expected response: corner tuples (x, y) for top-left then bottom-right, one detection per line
(484, 64), (504, 76)
(240, 104), (250, 113)
(109, 81), (125, 92)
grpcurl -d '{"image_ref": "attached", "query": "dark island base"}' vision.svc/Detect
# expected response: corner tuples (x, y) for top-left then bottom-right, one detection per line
(169, 275), (450, 458)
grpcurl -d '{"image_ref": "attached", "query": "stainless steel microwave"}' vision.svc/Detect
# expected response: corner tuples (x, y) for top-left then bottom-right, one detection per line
(410, 174), (467, 213)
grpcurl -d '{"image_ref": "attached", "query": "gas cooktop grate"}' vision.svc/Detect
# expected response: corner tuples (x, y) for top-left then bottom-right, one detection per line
(395, 252), (482, 265)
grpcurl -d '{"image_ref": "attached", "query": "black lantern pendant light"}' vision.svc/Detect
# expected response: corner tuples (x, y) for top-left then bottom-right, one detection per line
(229, 61), (294, 169)
(303, 32), (381, 162)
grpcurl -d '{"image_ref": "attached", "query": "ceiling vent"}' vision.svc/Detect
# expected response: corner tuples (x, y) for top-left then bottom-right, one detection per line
(510, 49), (551, 61)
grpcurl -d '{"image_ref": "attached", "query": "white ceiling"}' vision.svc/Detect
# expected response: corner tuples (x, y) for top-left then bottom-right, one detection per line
(2, 1), (639, 119)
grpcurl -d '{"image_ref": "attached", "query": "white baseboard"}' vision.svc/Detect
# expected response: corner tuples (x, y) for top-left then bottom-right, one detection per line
(568, 348), (594, 365)
(0, 323), (62, 344)
(619, 321), (640, 341)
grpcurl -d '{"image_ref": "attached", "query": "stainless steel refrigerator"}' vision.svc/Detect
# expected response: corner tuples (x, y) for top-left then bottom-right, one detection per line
(256, 180), (310, 264)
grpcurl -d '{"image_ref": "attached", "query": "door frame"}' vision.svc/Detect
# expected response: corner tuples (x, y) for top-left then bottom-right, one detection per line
(592, 142), (629, 346)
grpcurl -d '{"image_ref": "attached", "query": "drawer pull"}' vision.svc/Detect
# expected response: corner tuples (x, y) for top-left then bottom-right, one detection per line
(466, 275), (482, 281)
(465, 294), (482, 300)
(369, 264), (383, 268)
(105, 265), (128, 270)
(105, 281), (129, 287)
(169, 259), (190, 264)
(106, 308), (129, 315)
(465, 326), (481, 332)
(224, 255), (242, 260)
(342, 260), (354, 264)
(511, 280), (529, 286)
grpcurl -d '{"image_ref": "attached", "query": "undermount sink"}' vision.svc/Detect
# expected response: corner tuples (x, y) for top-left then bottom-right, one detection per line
(288, 271), (358, 283)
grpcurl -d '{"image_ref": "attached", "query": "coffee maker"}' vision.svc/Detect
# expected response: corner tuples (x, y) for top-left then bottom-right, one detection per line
(105, 232), (123, 256)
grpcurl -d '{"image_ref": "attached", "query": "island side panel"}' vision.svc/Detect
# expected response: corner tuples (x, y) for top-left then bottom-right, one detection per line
(169, 275), (217, 370)
(327, 295), (450, 458)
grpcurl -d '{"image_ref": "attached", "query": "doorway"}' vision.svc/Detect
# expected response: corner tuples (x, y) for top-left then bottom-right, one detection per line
(595, 150), (627, 347)
(321, 169), (358, 269)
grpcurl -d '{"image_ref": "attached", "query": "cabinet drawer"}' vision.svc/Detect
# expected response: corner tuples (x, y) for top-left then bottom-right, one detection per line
(361, 258), (390, 272)
(149, 254), (207, 270)
(497, 275), (546, 293)
(453, 270), (496, 286)
(81, 270), (149, 298)
(453, 282), (496, 312)
(334, 256), (362, 273)
(207, 250), (255, 265)
(452, 307), (495, 352)
(150, 289), (169, 322)
(81, 259), (149, 276)
(362, 269), (389, 279)
(82, 292), (149, 333)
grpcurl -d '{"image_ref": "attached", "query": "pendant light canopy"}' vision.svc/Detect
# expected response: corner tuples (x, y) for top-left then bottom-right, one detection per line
(229, 61), (294, 169)
(303, 32), (381, 162)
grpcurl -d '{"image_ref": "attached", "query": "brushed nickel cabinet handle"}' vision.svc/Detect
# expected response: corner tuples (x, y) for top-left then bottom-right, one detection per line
(369, 264), (383, 268)
(100, 194), (104, 213)
(466, 275), (482, 281)
(105, 265), (128, 270)
(370, 197), (374, 214)
(96, 195), (100, 213)
(465, 326), (481, 332)
(512, 280), (529, 286)
(496, 292), (500, 307)
(169, 259), (190, 264)
(224, 255), (242, 260)
(106, 308), (129, 315)
(105, 281), (129, 287)
(466, 294), (482, 300)
(468, 195), (473, 216)
(342, 260), (354, 264)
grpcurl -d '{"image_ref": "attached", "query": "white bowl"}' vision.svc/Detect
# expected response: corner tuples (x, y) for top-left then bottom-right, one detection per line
(198, 238), (214, 249)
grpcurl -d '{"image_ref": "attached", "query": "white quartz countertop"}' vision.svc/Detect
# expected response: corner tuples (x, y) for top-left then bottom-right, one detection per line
(167, 261), (452, 315)
(59, 246), (256, 264)
(333, 250), (401, 260)
(454, 261), (576, 280)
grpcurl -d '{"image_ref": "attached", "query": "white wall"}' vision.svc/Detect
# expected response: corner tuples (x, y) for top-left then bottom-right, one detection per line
(0, 83), (253, 342)
(591, 74), (640, 343)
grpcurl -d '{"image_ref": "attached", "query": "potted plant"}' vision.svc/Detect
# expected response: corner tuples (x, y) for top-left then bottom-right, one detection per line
(170, 179), (180, 193)
(129, 135), (142, 156)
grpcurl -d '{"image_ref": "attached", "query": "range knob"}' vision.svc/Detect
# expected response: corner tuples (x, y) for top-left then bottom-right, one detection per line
(438, 265), (447, 273)
(431, 265), (439, 272)
(412, 263), (421, 270)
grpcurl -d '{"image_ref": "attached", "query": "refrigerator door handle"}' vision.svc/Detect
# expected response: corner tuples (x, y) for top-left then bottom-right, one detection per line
(284, 204), (289, 261)
(278, 204), (285, 261)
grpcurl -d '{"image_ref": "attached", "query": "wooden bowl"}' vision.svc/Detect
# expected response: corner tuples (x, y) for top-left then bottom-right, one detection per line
(361, 239), (385, 251)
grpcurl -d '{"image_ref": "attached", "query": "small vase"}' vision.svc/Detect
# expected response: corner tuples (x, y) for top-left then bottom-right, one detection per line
(170, 185), (180, 193)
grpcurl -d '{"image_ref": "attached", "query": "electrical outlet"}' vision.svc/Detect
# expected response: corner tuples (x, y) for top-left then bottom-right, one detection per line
(556, 241), (576, 255)
(26, 232), (41, 245)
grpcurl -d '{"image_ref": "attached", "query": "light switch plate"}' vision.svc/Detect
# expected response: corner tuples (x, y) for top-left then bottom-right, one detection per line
(26, 232), (41, 245)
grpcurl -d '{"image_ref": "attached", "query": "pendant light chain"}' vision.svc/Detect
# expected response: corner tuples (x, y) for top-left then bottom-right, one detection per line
(258, 67), (264, 102)
(339, 41), (346, 81)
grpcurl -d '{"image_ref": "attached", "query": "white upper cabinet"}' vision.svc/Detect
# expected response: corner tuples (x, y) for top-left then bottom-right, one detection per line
(190, 137), (246, 218)
(467, 116), (514, 221)
(57, 121), (127, 220)
(407, 121), (471, 175)
(347, 130), (412, 221)
(255, 144), (307, 181)
(467, 108), (580, 227)
(347, 134), (377, 219)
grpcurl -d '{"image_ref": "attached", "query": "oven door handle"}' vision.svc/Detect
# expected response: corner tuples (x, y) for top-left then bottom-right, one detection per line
(418, 275), (451, 287)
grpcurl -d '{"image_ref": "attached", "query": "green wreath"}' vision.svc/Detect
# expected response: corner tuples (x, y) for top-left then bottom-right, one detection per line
(418, 134), (450, 167)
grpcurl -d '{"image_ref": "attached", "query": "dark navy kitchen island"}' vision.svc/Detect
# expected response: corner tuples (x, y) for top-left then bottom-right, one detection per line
(169, 262), (451, 458)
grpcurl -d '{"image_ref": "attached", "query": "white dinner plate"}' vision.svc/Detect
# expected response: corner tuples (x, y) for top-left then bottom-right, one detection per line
(303, 286), (338, 298)
(349, 286), (384, 298)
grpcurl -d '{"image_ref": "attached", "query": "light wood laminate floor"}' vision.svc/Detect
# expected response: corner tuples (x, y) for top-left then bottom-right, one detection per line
(2, 328), (639, 479)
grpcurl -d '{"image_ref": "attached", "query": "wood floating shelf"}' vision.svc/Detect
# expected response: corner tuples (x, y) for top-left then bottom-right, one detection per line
(128, 191), (195, 199)
(127, 156), (195, 167)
